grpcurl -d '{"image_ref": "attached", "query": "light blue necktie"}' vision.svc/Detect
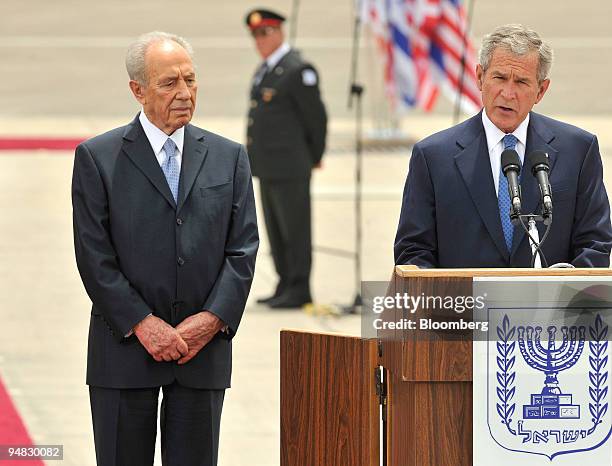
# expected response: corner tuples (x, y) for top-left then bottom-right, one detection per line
(162, 138), (180, 203)
(498, 134), (519, 251)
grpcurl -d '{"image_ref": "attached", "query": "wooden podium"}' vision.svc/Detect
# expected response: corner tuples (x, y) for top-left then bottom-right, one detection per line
(280, 266), (612, 466)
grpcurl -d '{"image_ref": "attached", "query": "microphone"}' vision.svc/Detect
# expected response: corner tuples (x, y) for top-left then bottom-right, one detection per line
(529, 150), (553, 222)
(501, 149), (522, 223)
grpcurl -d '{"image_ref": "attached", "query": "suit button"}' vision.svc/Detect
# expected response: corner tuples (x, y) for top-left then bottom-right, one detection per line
(177, 257), (185, 266)
(248, 118), (254, 126)
(176, 218), (183, 225)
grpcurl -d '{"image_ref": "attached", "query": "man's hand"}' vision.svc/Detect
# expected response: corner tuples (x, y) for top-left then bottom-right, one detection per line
(133, 315), (188, 362)
(176, 311), (224, 365)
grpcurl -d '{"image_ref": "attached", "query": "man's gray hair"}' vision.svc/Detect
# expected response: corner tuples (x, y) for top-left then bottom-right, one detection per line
(126, 31), (194, 84)
(479, 24), (553, 83)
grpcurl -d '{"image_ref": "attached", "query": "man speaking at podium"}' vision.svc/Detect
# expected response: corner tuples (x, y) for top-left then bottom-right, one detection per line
(394, 24), (612, 268)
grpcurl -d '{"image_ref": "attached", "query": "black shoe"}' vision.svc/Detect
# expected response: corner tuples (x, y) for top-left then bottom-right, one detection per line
(256, 294), (279, 304)
(268, 294), (312, 309)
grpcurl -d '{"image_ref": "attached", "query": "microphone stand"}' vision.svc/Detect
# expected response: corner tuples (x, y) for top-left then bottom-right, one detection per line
(344, 0), (365, 314)
(514, 213), (552, 268)
(526, 217), (542, 268)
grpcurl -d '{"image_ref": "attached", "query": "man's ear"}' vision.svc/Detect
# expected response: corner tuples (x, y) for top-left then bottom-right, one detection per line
(535, 78), (550, 104)
(476, 64), (483, 91)
(129, 80), (146, 105)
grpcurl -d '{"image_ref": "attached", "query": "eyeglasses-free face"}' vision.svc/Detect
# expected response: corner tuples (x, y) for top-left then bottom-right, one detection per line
(250, 26), (278, 38)
(250, 26), (284, 59)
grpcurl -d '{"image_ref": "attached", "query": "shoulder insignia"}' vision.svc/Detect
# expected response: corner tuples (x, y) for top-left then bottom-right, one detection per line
(302, 69), (317, 86)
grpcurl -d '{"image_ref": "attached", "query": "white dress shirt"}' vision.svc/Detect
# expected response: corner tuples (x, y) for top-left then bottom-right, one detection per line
(265, 42), (291, 69)
(139, 111), (185, 171)
(482, 110), (529, 196)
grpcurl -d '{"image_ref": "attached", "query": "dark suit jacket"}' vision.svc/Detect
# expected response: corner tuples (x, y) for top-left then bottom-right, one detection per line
(394, 111), (612, 268)
(72, 116), (259, 389)
(247, 49), (327, 180)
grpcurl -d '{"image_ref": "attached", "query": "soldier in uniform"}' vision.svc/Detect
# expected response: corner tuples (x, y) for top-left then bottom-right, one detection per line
(245, 9), (328, 308)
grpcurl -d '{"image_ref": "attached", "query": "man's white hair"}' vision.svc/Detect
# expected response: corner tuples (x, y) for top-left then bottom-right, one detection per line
(126, 31), (194, 84)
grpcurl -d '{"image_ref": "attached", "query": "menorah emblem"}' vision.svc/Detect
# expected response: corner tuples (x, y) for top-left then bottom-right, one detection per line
(518, 325), (586, 395)
(517, 325), (586, 420)
(492, 311), (610, 459)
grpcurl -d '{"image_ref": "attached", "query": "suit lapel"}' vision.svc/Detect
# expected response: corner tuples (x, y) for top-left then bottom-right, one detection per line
(258, 49), (293, 88)
(122, 117), (176, 209)
(510, 112), (558, 255)
(177, 125), (209, 213)
(454, 114), (510, 261)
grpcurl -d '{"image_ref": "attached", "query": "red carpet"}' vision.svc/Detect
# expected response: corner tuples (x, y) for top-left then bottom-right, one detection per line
(0, 376), (45, 465)
(0, 137), (86, 151)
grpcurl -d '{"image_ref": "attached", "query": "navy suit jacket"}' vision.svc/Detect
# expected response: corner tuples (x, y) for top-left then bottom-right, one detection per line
(72, 116), (259, 389)
(394, 111), (612, 268)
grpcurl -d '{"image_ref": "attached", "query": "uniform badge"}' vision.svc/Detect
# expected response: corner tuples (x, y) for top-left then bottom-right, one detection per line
(261, 88), (277, 102)
(249, 12), (262, 27)
(302, 69), (317, 86)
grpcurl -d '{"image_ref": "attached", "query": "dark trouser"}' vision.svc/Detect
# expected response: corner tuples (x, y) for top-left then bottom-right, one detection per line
(259, 177), (312, 300)
(89, 382), (224, 466)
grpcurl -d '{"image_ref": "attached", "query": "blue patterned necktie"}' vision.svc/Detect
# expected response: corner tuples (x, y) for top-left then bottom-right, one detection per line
(498, 134), (519, 251)
(162, 138), (180, 203)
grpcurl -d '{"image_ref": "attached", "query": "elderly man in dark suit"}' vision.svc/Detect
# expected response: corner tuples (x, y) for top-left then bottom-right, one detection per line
(72, 31), (258, 466)
(395, 24), (612, 268)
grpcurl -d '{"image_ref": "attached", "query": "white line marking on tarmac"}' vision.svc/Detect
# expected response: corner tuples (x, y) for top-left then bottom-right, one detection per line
(0, 36), (611, 49)
(312, 186), (403, 200)
(0, 36), (357, 49)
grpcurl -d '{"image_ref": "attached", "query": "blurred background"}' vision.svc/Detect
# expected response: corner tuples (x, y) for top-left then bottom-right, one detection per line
(1, 1), (611, 465)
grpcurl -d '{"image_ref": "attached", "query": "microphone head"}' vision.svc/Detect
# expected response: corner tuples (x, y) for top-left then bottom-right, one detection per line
(529, 150), (550, 175)
(501, 149), (521, 175)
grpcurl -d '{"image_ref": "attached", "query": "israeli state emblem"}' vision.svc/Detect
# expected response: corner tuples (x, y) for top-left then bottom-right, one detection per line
(487, 311), (612, 461)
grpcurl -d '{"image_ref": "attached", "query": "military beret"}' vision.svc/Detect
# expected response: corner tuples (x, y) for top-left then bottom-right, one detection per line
(245, 9), (286, 30)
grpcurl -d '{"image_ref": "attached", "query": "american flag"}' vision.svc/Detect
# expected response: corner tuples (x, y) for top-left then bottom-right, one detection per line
(362, 0), (482, 114)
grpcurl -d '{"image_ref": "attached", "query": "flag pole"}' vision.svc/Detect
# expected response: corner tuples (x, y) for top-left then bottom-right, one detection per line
(289, 0), (300, 46)
(453, 0), (476, 124)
